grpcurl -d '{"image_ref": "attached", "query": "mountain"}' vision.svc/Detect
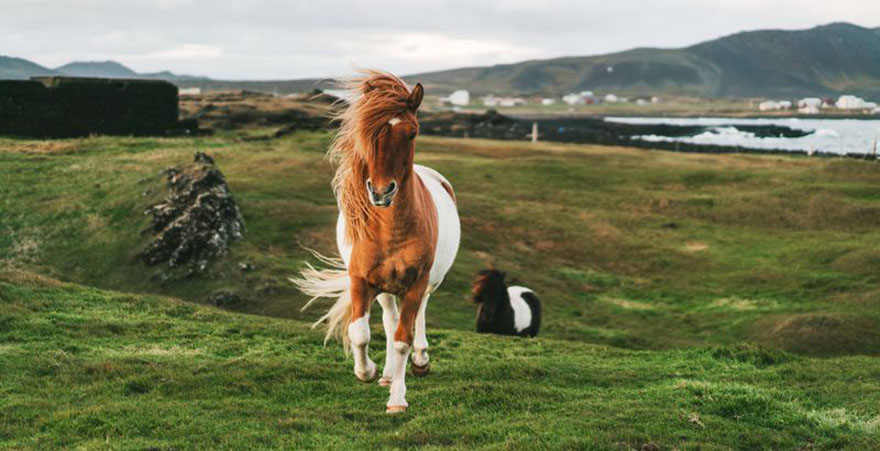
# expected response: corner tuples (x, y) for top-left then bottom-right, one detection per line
(406, 22), (880, 99)
(55, 61), (140, 78)
(0, 55), (57, 79)
(0, 57), (207, 82)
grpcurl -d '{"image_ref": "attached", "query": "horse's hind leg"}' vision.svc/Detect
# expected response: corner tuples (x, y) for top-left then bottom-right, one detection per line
(349, 277), (377, 382)
(376, 293), (398, 387)
(411, 291), (431, 377)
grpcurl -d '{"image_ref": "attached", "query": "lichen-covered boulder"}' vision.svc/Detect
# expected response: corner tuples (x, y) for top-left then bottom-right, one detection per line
(140, 152), (244, 275)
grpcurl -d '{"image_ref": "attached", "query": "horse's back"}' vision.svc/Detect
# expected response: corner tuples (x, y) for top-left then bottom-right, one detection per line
(335, 165), (460, 289)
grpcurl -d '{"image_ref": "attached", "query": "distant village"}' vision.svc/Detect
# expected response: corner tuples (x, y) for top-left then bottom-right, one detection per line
(758, 95), (880, 115)
(439, 90), (660, 109)
(438, 89), (880, 115)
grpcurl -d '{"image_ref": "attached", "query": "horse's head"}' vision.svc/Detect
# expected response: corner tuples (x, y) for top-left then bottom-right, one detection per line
(365, 82), (424, 208)
(471, 268), (507, 305)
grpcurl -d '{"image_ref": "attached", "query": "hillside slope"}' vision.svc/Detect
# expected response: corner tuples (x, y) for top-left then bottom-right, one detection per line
(2, 271), (879, 448)
(0, 55), (57, 79)
(408, 22), (880, 98)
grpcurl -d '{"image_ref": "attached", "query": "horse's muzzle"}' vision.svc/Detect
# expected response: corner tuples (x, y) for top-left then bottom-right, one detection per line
(366, 178), (398, 208)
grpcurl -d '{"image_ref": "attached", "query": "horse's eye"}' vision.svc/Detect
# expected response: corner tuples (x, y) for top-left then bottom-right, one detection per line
(409, 132), (417, 140)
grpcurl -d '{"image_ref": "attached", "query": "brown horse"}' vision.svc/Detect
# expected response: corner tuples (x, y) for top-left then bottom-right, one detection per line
(292, 71), (460, 414)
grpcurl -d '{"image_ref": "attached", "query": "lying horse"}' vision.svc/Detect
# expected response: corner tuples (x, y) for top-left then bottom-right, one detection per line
(471, 269), (541, 337)
(292, 71), (460, 414)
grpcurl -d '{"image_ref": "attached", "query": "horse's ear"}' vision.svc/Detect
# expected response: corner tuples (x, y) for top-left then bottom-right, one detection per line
(408, 83), (424, 111)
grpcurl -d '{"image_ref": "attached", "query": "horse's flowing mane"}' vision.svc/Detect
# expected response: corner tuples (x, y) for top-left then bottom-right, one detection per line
(328, 70), (415, 242)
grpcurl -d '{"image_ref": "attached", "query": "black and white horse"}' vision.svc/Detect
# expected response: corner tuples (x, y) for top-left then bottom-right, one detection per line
(471, 269), (541, 337)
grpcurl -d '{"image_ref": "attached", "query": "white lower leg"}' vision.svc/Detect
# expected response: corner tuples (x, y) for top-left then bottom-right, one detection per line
(376, 294), (398, 384)
(412, 294), (430, 367)
(348, 315), (375, 381)
(387, 341), (411, 410)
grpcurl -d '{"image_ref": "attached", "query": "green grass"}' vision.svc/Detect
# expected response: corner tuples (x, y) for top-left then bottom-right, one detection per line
(3, 132), (880, 447)
(2, 271), (879, 449)
(2, 131), (880, 354)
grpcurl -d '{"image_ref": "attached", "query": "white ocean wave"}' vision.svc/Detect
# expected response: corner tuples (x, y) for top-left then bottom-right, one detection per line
(606, 117), (880, 154)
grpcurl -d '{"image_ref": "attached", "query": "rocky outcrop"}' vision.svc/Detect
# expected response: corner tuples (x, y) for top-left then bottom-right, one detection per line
(141, 152), (245, 275)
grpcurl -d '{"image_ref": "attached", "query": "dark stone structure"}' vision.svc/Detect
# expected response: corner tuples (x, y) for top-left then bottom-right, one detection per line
(0, 76), (179, 138)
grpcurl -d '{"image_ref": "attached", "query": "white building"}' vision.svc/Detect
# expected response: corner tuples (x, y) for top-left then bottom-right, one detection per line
(837, 95), (873, 110)
(759, 101), (783, 111)
(562, 93), (582, 105)
(442, 90), (470, 106)
(778, 100), (792, 109)
(604, 94), (619, 103)
(798, 98), (822, 109)
(482, 95), (499, 107)
(498, 97), (526, 107)
(179, 87), (202, 96)
(541, 98), (557, 106)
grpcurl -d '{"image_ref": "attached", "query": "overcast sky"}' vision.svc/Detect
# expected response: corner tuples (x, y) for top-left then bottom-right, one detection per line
(1, 0), (878, 80)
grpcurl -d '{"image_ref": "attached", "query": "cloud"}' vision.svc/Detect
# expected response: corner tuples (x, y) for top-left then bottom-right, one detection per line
(336, 33), (542, 70)
(142, 44), (223, 60)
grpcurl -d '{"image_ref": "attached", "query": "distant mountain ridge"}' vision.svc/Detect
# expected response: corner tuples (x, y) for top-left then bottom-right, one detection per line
(407, 22), (880, 98)
(0, 58), (207, 82)
(2, 22), (879, 98)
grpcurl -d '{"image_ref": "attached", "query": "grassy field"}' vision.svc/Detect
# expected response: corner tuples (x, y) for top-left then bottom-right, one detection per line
(2, 130), (880, 447)
(2, 271), (880, 449)
(2, 131), (880, 353)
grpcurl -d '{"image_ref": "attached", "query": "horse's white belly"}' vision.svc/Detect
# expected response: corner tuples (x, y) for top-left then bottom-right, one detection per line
(335, 165), (460, 289)
(507, 286), (534, 332)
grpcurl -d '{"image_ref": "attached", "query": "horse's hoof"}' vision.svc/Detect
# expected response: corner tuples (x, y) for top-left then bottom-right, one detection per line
(356, 364), (378, 383)
(386, 405), (407, 414)
(378, 376), (392, 387)
(411, 361), (430, 377)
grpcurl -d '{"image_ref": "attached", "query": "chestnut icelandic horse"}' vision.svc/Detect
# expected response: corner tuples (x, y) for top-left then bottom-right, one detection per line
(292, 71), (460, 414)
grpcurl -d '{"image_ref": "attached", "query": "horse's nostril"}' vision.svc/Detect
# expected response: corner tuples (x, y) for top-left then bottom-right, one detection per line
(388, 180), (397, 194)
(366, 179), (373, 193)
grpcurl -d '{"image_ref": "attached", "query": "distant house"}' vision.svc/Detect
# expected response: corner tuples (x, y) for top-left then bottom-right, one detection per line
(837, 95), (874, 110)
(179, 87), (202, 96)
(562, 93), (582, 105)
(778, 100), (792, 109)
(442, 90), (470, 106)
(759, 100), (783, 111)
(798, 98), (822, 109)
(482, 95), (524, 107)
(541, 98), (556, 106)
(498, 97), (526, 107)
(604, 94), (619, 103)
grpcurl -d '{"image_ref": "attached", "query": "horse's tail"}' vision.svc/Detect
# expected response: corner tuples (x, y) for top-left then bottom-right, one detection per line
(289, 251), (352, 351)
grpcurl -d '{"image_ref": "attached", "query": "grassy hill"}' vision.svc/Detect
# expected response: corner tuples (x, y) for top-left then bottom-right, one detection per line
(408, 22), (880, 98)
(2, 271), (880, 448)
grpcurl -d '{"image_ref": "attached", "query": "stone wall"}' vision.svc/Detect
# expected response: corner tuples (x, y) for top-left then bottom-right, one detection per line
(0, 77), (179, 138)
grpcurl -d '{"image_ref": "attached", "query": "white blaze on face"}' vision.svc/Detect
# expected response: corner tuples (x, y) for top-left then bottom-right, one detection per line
(388, 117), (401, 126)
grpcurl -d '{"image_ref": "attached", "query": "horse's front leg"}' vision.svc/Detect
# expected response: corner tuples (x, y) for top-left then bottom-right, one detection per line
(376, 293), (398, 387)
(386, 279), (429, 414)
(411, 290), (431, 376)
(348, 277), (377, 382)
